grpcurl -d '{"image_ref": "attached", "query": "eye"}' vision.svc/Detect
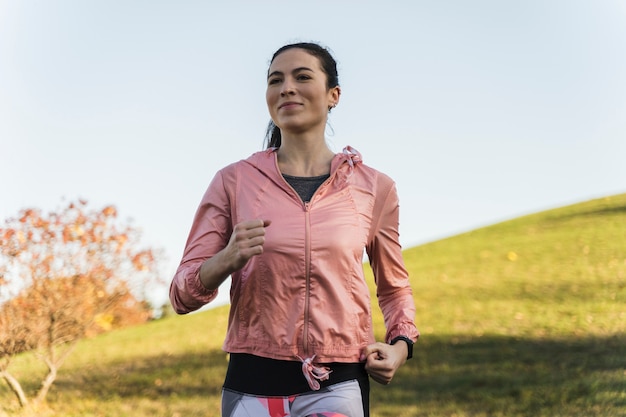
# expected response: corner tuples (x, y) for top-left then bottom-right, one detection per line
(296, 74), (312, 81)
(268, 77), (282, 86)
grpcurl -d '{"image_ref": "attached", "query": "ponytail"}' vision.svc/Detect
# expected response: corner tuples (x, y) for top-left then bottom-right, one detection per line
(264, 120), (281, 149)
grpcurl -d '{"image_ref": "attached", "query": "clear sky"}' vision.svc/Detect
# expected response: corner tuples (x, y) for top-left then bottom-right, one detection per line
(1, 1), (625, 306)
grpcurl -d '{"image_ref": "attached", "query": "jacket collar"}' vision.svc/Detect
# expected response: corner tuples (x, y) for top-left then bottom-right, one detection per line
(243, 146), (362, 189)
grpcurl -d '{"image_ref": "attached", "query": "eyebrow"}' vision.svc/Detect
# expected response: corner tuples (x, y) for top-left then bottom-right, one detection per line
(267, 66), (315, 79)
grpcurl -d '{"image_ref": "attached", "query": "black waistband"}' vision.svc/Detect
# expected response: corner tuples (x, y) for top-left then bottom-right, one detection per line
(223, 353), (367, 396)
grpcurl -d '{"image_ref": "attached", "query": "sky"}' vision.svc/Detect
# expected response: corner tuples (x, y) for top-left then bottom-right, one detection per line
(1, 1), (625, 307)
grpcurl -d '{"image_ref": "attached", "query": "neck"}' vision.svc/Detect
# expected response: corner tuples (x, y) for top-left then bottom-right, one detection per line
(277, 134), (335, 177)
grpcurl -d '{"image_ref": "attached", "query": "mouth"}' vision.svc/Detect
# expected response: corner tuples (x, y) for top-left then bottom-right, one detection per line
(279, 102), (302, 110)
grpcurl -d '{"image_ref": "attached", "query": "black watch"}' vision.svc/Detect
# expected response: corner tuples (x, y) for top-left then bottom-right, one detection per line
(390, 336), (414, 360)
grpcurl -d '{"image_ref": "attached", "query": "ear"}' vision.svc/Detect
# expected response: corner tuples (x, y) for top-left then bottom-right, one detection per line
(328, 86), (341, 108)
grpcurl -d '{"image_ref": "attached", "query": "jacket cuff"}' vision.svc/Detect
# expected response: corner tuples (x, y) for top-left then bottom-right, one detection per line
(386, 325), (419, 345)
(191, 264), (219, 299)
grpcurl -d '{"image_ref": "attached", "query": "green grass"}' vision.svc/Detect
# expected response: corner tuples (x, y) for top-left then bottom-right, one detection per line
(2, 193), (626, 416)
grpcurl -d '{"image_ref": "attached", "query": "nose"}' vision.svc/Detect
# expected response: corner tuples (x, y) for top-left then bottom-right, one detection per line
(280, 78), (295, 96)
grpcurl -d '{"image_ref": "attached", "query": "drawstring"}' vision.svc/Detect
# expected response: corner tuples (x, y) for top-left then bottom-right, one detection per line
(297, 355), (332, 391)
(342, 146), (362, 169)
(338, 146), (362, 182)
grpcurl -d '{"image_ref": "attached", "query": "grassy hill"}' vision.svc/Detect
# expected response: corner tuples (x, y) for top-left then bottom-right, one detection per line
(2, 193), (625, 416)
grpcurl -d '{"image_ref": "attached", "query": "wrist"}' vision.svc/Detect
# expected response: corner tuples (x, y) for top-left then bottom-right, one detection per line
(199, 253), (232, 290)
(390, 336), (414, 360)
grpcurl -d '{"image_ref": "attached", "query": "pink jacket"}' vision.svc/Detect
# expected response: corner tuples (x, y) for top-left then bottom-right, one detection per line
(170, 147), (418, 363)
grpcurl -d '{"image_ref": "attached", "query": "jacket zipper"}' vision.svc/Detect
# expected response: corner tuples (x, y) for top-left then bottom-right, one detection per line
(301, 178), (333, 357)
(273, 157), (335, 358)
(303, 202), (311, 356)
(276, 175), (313, 357)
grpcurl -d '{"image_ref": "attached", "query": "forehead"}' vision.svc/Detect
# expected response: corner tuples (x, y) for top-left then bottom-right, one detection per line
(269, 48), (323, 73)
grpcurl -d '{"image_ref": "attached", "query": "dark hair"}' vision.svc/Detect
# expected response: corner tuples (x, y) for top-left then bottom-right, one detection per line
(264, 42), (340, 149)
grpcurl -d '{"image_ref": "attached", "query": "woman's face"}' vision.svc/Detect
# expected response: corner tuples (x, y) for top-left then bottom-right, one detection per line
(266, 48), (340, 137)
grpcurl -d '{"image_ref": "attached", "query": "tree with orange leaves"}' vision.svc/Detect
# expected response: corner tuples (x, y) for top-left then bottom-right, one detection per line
(0, 200), (162, 410)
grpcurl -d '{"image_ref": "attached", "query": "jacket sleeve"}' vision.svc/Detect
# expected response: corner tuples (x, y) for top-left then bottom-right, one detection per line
(366, 177), (419, 344)
(169, 169), (233, 314)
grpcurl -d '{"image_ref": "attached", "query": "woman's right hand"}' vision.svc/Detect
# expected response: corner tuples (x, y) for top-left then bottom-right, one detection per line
(199, 219), (271, 290)
(224, 219), (272, 272)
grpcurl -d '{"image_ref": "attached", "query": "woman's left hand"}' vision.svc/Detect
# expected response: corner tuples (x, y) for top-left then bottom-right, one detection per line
(360, 341), (408, 385)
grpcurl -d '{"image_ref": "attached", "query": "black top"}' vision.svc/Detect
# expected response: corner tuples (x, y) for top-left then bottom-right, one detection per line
(223, 353), (367, 396)
(283, 173), (330, 203)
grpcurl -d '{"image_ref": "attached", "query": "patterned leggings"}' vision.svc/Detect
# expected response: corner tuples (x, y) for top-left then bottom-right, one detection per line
(221, 379), (364, 417)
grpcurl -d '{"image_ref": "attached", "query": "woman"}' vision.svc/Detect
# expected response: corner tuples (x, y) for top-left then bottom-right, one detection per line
(170, 42), (419, 417)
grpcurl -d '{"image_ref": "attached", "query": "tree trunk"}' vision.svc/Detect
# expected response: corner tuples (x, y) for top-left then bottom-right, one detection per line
(33, 366), (57, 406)
(0, 370), (29, 408)
(33, 341), (76, 406)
